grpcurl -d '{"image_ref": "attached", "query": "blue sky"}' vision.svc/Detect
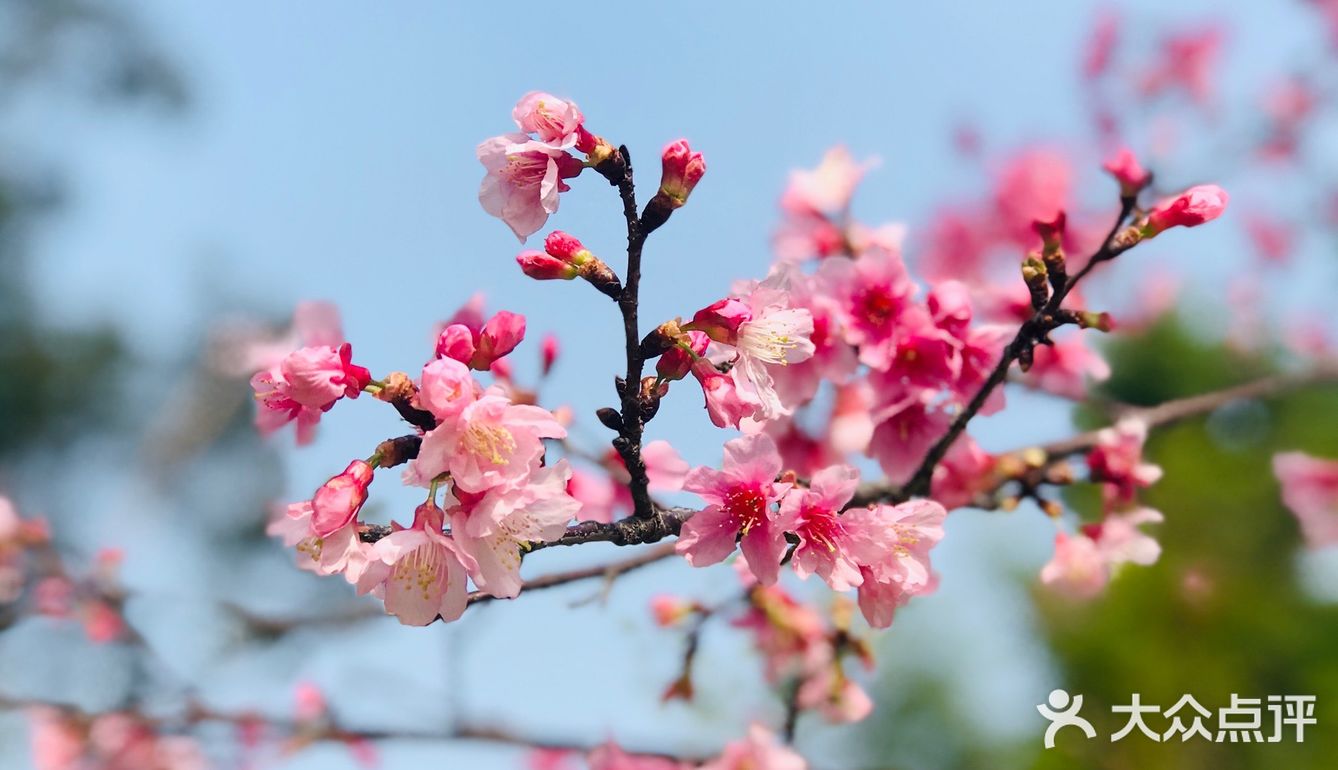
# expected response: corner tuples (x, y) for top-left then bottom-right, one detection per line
(4, 1), (1336, 767)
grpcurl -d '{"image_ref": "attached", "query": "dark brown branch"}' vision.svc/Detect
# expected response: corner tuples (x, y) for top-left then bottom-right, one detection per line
(466, 541), (678, 607)
(900, 199), (1138, 498)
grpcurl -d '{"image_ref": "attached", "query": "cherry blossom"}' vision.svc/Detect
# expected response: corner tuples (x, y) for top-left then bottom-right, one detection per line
(411, 390), (566, 493)
(779, 464), (881, 591)
(512, 91), (584, 147)
(477, 133), (584, 241)
(1142, 184), (1230, 235)
(676, 435), (792, 583)
(310, 459), (375, 537)
(1273, 452), (1338, 548)
(699, 725), (807, 770)
(357, 502), (474, 625)
(848, 499), (947, 628)
(1087, 418), (1163, 505)
(250, 342), (372, 445)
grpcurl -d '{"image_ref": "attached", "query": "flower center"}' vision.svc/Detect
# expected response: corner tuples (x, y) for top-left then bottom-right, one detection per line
(464, 422), (517, 465)
(855, 284), (899, 329)
(393, 544), (447, 601)
(739, 321), (800, 365)
(723, 485), (768, 534)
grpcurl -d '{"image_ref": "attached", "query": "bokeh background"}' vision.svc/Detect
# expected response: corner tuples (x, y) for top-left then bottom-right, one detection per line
(1, 1), (1336, 768)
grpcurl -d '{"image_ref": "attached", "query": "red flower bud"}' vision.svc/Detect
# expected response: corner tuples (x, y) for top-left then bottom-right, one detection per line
(310, 460), (375, 537)
(1143, 185), (1229, 235)
(659, 139), (706, 206)
(1103, 148), (1152, 197)
(517, 250), (578, 280)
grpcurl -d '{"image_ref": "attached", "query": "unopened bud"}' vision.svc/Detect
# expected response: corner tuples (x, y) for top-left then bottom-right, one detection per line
(1021, 256), (1049, 310)
(639, 376), (667, 422)
(640, 319), (685, 359)
(1142, 185), (1229, 236)
(543, 230), (592, 264)
(1103, 148), (1152, 199)
(1077, 311), (1115, 332)
(657, 330), (709, 381)
(517, 250), (578, 280)
(596, 407), (623, 433)
(641, 139), (706, 234)
(578, 258), (622, 299)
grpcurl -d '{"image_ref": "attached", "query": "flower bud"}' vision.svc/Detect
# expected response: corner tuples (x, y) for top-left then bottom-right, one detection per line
(1021, 256), (1049, 310)
(517, 250), (578, 280)
(472, 311), (526, 370)
(310, 460), (375, 537)
(543, 230), (592, 264)
(1142, 185), (1229, 236)
(1077, 311), (1115, 332)
(640, 319), (685, 359)
(435, 324), (477, 363)
(540, 333), (559, 376)
(687, 298), (752, 345)
(1102, 148), (1152, 198)
(1032, 211), (1066, 254)
(659, 139), (706, 206)
(657, 330), (710, 381)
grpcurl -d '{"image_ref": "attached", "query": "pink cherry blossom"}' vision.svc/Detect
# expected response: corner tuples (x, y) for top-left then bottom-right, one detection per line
(1273, 452), (1338, 548)
(849, 499), (947, 628)
(1022, 332), (1111, 400)
(1040, 531), (1109, 599)
(357, 502), (475, 625)
(1094, 507), (1164, 567)
(659, 139), (706, 206)
(733, 580), (831, 681)
(226, 300), (345, 376)
(1140, 26), (1222, 105)
(796, 668), (874, 723)
(676, 435), (792, 584)
(1144, 185), (1229, 235)
(512, 91), (584, 146)
(588, 742), (687, 770)
(1102, 148), (1151, 196)
(449, 461), (581, 598)
(829, 248), (915, 370)
(411, 391), (566, 493)
(251, 342), (371, 445)
(779, 465), (884, 591)
(699, 725), (807, 770)
(866, 386), (950, 483)
(267, 500), (369, 584)
(781, 146), (875, 217)
(770, 260), (859, 405)
(1087, 418), (1162, 505)
(931, 435), (996, 511)
(691, 355), (765, 429)
(477, 133), (584, 241)
(416, 356), (481, 422)
(993, 149), (1071, 245)
(310, 460), (375, 537)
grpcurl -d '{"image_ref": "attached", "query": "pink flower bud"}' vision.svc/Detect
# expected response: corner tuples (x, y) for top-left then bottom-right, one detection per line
(543, 230), (590, 263)
(435, 323), (477, 364)
(310, 459), (375, 537)
(1143, 184), (1229, 235)
(1103, 148), (1151, 197)
(541, 333), (559, 376)
(650, 595), (694, 626)
(517, 250), (578, 280)
(659, 139), (706, 206)
(1032, 210), (1067, 250)
(472, 311), (526, 370)
(688, 298), (751, 345)
(657, 330), (709, 381)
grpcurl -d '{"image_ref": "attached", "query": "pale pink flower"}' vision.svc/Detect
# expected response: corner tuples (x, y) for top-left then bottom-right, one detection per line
(225, 300), (345, 376)
(690, 350), (765, 430)
(1022, 332), (1110, 400)
(1273, 452), (1338, 548)
(1087, 418), (1162, 504)
(588, 742), (687, 770)
(676, 435), (792, 584)
(477, 133), (584, 241)
(779, 465), (884, 591)
(250, 342), (371, 445)
(357, 502), (475, 625)
(310, 460), (376, 537)
(1041, 531), (1109, 599)
(849, 499), (947, 628)
(931, 435), (995, 511)
(1143, 185), (1229, 235)
(781, 146), (875, 217)
(1094, 507), (1164, 567)
(450, 461), (581, 599)
(567, 468), (620, 524)
(29, 708), (85, 770)
(411, 391), (566, 493)
(700, 725), (807, 770)
(415, 356), (481, 422)
(733, 581), (831, 681)
(770, 260), (859, 406)
(267, 500), (370, 584)
(796, 669), (874, 723)
(512, 91), (584, 146)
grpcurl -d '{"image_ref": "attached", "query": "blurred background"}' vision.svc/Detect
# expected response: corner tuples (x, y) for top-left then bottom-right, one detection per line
(0, 0), (1336, 768)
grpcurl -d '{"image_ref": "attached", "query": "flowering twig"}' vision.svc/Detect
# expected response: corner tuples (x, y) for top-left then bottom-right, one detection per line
(899, 199), (1138, 499)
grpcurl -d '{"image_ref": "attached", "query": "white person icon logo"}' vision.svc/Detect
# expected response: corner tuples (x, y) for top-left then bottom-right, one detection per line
(1038, 688), (1097, 748)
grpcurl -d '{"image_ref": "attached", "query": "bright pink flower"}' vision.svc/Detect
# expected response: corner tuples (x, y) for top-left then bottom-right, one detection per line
(658, 329), (708, 382)
(866, 386), (950, 483)
(993, 149), (1071, 244)
(1273, 452), (1338, 548)
(849, 500), (946, 628)
(411, 392), (566, 493)
(435, 324), (477, 364)
(450, 461), (581, 598)
(1040, 531), (1108, 598)
(357, 502), (475, 625)
(690, 355), (764, 429)
(1087, 418), (1162, 504)
(887, 307), (960, 389)
(931, 435), (996, 511)
(1143, 184), (1229, 235)
(477, 133), (584, 242)
(268, 501), (370, 583)
(659, 139), (706, 206)
(829, 248), (916, 370)
(512, 92), (584, 146)
(544, 230), (590, 262)
(251, 343), (371, 445)
(310, 460), (375, 537)
(690, 298), (753, 344)
(540, 333), (559, 376)
(699, 725), (807, 770)
(779, 465), (884, 591)
(918, 207), (991, 284)
(471, 311), (526, 370)
(676, 435), (792, 584)
(1102, 148), (1151, 197)
(518, 249), (580, 280)
(1022, 332), (1110, 400)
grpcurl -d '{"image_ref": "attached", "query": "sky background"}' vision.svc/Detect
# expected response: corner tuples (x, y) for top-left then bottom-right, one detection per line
(2, 1), (1335, 767)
